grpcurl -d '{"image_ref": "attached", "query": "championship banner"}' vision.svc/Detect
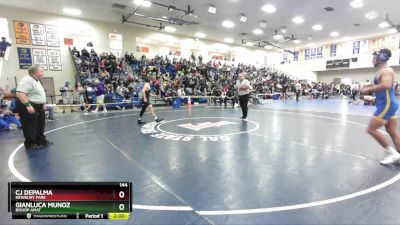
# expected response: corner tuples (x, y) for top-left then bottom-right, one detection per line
(47, 49), (62, 71)
(310, 48), (316, 59)
(30, 23), (46, 46)
(293, 51), (299, 61)
(32, 48), (48, 70)
(317, 47), (323, 58)
(330, 44), (337, 57)
(353, 41), (360, 54)
(17, 47), (32, 69)
(13, 20), (31, 45)
(45, 25), (60, 47)
(304, 49), (310, 60)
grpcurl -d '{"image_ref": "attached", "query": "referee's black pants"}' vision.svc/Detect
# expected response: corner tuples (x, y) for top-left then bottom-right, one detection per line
(238, 94), (250, 119)
(16, 100), (47, 148)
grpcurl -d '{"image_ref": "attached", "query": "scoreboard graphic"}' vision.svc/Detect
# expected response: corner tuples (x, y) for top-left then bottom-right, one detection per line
(8, 182), (132, 220)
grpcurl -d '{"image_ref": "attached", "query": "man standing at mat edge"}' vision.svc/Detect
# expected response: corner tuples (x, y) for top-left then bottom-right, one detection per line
(236, 70), (251, 120)
(360, 49), (400, 165)
(16, 65), (52, 149)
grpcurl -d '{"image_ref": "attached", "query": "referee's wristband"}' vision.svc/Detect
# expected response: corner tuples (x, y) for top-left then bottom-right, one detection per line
(24, 102), (32, 107)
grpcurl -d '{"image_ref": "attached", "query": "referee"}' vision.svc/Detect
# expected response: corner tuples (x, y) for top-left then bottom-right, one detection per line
(16, 65), (52, 149)
(236, 71), (251, 120)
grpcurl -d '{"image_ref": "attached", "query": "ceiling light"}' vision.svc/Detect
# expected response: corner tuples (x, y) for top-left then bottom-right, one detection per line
(312, 24), (323, 31)
(261, 4), (276, 14)
(330, 31), (340, 37)
(274, 34), (284, 40)
(365, 11), (378, 20)
(240, 14), (247, 22)
(281, 28), (287, 34)
(133, 0), (152, 7)
(162, 16), (168, 19)
(224, 37), (234, 43)
(388, 28), (397, 34)
(292, 16), (304, 24)
(350, 0), (364, 8)
(379, 21), (390, 28)
(195, 32), (206, 38)
(264, 45), (273, 50)
(63, 8), (81, 16)
(246, 41), (253, 46)
(208, 5), (217, 14)
(165, 26), (176, 32)
(258, 20), (267, 28)
(293, 40), (302, 44)
(253, 29), (263, 35)
(222, 20), (235, 28)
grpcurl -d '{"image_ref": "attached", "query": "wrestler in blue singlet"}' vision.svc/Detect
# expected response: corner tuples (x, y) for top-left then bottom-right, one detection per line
(373, 73), (399, 123)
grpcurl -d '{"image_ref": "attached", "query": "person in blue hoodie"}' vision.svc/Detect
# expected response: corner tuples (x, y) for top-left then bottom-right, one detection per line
(0, 104), (21, 131)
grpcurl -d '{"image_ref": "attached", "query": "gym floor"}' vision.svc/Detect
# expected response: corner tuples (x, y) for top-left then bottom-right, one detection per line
(1, 98), (400, 225)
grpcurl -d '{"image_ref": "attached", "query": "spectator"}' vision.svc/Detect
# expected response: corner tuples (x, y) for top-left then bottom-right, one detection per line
(60, 81), (74, 113)
(0, 104), (21, 131)
(0, 37), (11, 58)
(93, 79), (107, 113)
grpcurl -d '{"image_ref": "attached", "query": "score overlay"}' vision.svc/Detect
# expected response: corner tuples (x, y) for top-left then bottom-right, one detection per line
(8, 182), (132, 220)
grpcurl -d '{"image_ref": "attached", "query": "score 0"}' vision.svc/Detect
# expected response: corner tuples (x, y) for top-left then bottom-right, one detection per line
(116, 183), (129, 212)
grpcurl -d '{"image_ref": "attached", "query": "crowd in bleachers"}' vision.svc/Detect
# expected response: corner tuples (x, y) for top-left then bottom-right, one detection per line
(2, 47), (400, 131)
(70, 47), (397, 108)
(70, 47), (348, 109)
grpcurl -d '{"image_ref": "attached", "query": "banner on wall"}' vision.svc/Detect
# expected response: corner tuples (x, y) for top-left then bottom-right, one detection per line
(330, 44), (337, 57)
(310, 48), (316, 59)
(304, 49), (310, 60)
(293, 51), (299, 61)
(370, 37), (385, 52)
(17, 47), (32, 69)
(32, 48), (48, 70)
(47, 49), (62, 71)
(30, 23), (46, 46)
(326, 58), (351, 70)
(136, 46), (150, 53)
(13, 20), (31, 45)
(317, 47), (323, 58)
(45, 25), (60, 47)
(64, 38), (74, 46)
(353, 41), (360, 54)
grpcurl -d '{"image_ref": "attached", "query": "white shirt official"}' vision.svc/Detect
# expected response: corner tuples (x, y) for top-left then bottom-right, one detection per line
(236, 79), (251, 96)
(16, 75), (46, 104)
